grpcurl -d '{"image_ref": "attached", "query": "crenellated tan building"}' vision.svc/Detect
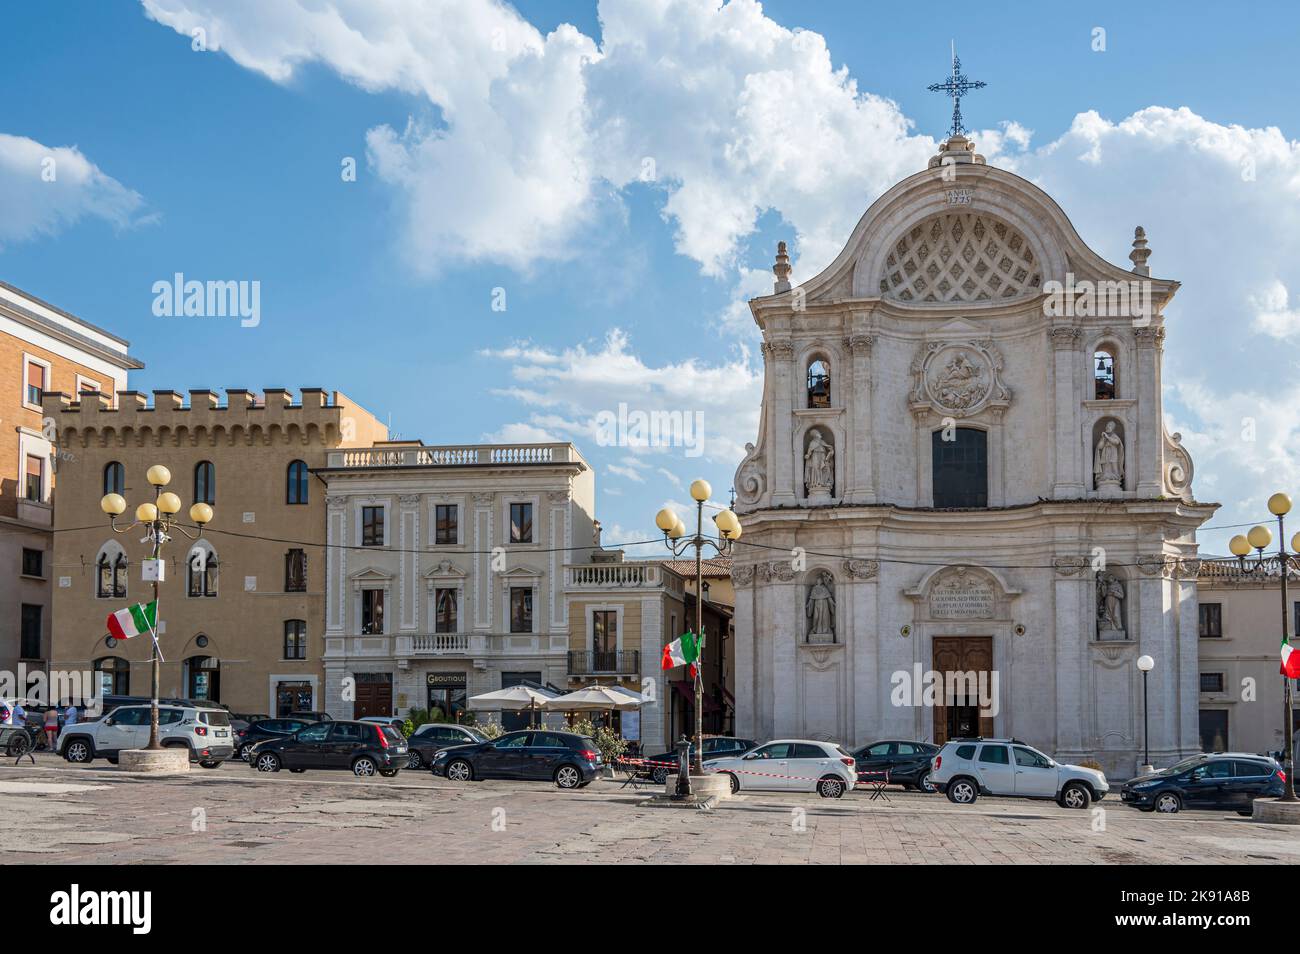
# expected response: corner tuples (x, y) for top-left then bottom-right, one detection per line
(45, 387), (386, 715)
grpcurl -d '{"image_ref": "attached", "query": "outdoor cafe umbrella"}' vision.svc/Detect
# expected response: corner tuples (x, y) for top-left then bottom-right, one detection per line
(468, 685), (557, 727)
(541, 685), (643, 712)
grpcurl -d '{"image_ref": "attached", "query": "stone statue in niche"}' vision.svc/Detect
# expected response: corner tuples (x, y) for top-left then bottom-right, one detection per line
(805, 571), (836, 643)
(804, 428), (834, 499)
(1094, 420), (1125, 495)
(1096, 572), (1126, 640)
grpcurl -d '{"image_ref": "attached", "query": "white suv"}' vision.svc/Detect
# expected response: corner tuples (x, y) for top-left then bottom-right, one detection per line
(929, 738), (1108, 809)
(705, 739), (857, 798)
(59, 704), (235, 768)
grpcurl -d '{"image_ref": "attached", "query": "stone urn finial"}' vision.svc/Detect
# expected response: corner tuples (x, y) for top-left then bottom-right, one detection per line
(1129, 226), (1151, 276)
(773, 240), (792, 293)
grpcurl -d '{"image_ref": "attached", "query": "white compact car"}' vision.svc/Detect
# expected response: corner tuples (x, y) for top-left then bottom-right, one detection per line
(58, 703), (235, 768)
(706, 739), (857, 798)
(928, 738), (1108, 809)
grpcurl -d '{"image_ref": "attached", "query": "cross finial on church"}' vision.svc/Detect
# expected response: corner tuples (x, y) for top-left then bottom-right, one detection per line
(927, 43), (986, 138)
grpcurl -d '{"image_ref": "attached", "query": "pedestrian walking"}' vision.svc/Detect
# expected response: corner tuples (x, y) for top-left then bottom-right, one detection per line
(44, 706), (58, 750)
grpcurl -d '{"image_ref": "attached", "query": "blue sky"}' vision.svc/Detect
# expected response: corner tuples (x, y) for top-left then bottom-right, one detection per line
(3, 0), (1299, 554)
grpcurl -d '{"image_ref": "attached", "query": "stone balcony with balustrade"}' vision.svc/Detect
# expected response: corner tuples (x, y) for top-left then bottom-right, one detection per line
(564, 561), (684, 594)
(326, 631), (570, 663)
(323, 442), (583, 469)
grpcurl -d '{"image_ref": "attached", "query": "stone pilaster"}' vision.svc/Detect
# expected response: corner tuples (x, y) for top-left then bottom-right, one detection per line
(768, 340), (797, 504)
(845, 333), (875, 503)
(1050, 326), (1085, 497)
(1134, 327), (1165, 497)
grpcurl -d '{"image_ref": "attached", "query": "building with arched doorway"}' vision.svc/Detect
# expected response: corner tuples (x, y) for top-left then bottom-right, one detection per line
(730, 134), (1217, 778)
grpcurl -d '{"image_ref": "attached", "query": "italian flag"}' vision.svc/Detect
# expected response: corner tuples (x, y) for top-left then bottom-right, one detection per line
(106, 601), (157, 641)
(662, 630), (700, 672)
(1282, 636), (1300, 679)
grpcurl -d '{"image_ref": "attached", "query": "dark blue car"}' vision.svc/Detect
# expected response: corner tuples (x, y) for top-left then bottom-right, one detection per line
(431, 730), (602, 789)
(1120, 753), (1284, 815)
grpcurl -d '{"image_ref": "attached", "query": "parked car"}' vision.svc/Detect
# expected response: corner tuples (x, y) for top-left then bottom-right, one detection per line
(248, 720), (407, 777)
(234, 718), (313, 761)
(359, 715), (407, 732)
(929, 738), (1107, 809)
(639, 736), (757, 783)
(405, 722), (490, 769)
(233, 713), (270, 724)
(851, 740), (939, 792)
(431, 730), (602, 789)
(1121, 753), (1285, 815)
(287, 710), (333, 723)
(58, 703), (235, 767)
(706, 739), (857, 798)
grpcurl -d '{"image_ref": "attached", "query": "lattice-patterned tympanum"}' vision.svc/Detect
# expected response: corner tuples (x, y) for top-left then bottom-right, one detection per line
(879, 213), (1041, 302)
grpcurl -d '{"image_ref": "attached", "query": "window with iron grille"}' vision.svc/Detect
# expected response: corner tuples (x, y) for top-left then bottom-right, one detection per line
(285, 549), (307, 592)
(1200, 672), (1225, 694)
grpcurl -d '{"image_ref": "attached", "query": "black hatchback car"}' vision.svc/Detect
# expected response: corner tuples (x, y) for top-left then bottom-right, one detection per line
(234, 717), (312, 761)
(405, 722), (490, 769)
(431, 730), (602, 789)
(1121, 753), (1285, 815)
(851, 740), (940, 792)
(248, 720), (408, 777)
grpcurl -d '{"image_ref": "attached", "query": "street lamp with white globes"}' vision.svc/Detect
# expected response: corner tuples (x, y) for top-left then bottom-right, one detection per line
(653, 478), (742, 779)
(100, 464), (214, 750)
(1136, 654), (1154, 771)
(1228, 492), (1299, 801)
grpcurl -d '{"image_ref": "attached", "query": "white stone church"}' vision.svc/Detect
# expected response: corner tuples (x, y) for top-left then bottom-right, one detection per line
(731, 133), (1216, 777)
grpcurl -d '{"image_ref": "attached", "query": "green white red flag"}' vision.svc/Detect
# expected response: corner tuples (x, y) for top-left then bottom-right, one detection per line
(662, 630), (700, 676)
(106, 601), (157, 641)
(1282, 636), (1300, 678)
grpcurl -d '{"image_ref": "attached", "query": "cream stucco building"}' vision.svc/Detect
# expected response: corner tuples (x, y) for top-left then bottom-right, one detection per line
(731, 135), (1217, 777)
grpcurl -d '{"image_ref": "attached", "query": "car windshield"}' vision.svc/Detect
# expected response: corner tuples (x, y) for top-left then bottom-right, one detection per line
(199, 710), (230, 726)
(464, 727), (489, 742)
(1162, 756), (1208, 775)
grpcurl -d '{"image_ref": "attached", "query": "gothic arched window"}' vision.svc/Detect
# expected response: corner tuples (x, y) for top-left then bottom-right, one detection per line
(286, 460), (309, 504)
(194, 461), (216, 505)
(807, 359), (831, 408)
(932, 427), (988, 508)
(103, 461), (125, 496)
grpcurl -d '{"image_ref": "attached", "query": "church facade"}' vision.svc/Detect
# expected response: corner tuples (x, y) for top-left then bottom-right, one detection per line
(730, 135), (1216, 778)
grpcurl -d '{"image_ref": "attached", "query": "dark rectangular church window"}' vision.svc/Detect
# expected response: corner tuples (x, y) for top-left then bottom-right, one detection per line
(932, 427), (987, 508)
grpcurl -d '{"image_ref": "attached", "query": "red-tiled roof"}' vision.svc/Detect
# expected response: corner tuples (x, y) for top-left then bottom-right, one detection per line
(661, 557), (732, 577)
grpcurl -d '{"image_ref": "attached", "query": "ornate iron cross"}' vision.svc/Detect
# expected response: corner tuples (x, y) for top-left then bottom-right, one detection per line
(927, 45), (986, 138)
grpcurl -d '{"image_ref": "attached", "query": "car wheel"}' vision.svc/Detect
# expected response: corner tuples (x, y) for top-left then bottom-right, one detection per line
(6, 733), (31, 758)
(818, 776), (845, 799)
(407, 751), (423, 770)
(446, 759), (473, 782)
(916, 772), (937, 794)
(1058, 782), (1091, 810)
(1237, 810), (1254, 817)
(237, 745), (251, 762)
(198, 760), (222, 769)
(64, 739), (92, 764)
(353, 757), (377, 777)
(947, 777), (978, 804)
(255, 752), (281, 773)
(1155, 792), (1181, 814)
(726, 772), (740, 794)
(555, 764), (581, 789)
(652, 766), (669, 785)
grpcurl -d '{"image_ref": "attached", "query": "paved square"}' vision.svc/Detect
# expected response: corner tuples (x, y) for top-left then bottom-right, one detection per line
(1, 755), (1297, 864)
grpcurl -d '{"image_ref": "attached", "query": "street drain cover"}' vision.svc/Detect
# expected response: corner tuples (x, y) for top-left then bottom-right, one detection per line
(224, 841), (271, 848)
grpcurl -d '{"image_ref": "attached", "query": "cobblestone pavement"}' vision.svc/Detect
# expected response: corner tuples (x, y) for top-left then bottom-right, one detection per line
(2, 754), (1297, 864)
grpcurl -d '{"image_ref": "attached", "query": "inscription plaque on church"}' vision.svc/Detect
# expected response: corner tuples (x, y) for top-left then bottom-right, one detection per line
(929, 575), (995, 619)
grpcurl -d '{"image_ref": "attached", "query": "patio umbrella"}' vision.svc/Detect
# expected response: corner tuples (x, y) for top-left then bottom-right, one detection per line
(468, 686), (557, 727)
(542, 685), (642, 711)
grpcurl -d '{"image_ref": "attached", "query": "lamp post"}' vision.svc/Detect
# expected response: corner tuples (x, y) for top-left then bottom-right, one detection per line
(100, 466), (214, 750)
(1229, 491), (1299, 802)
(654, 479), (741, 776)
(1136, 654), (1154, 771)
